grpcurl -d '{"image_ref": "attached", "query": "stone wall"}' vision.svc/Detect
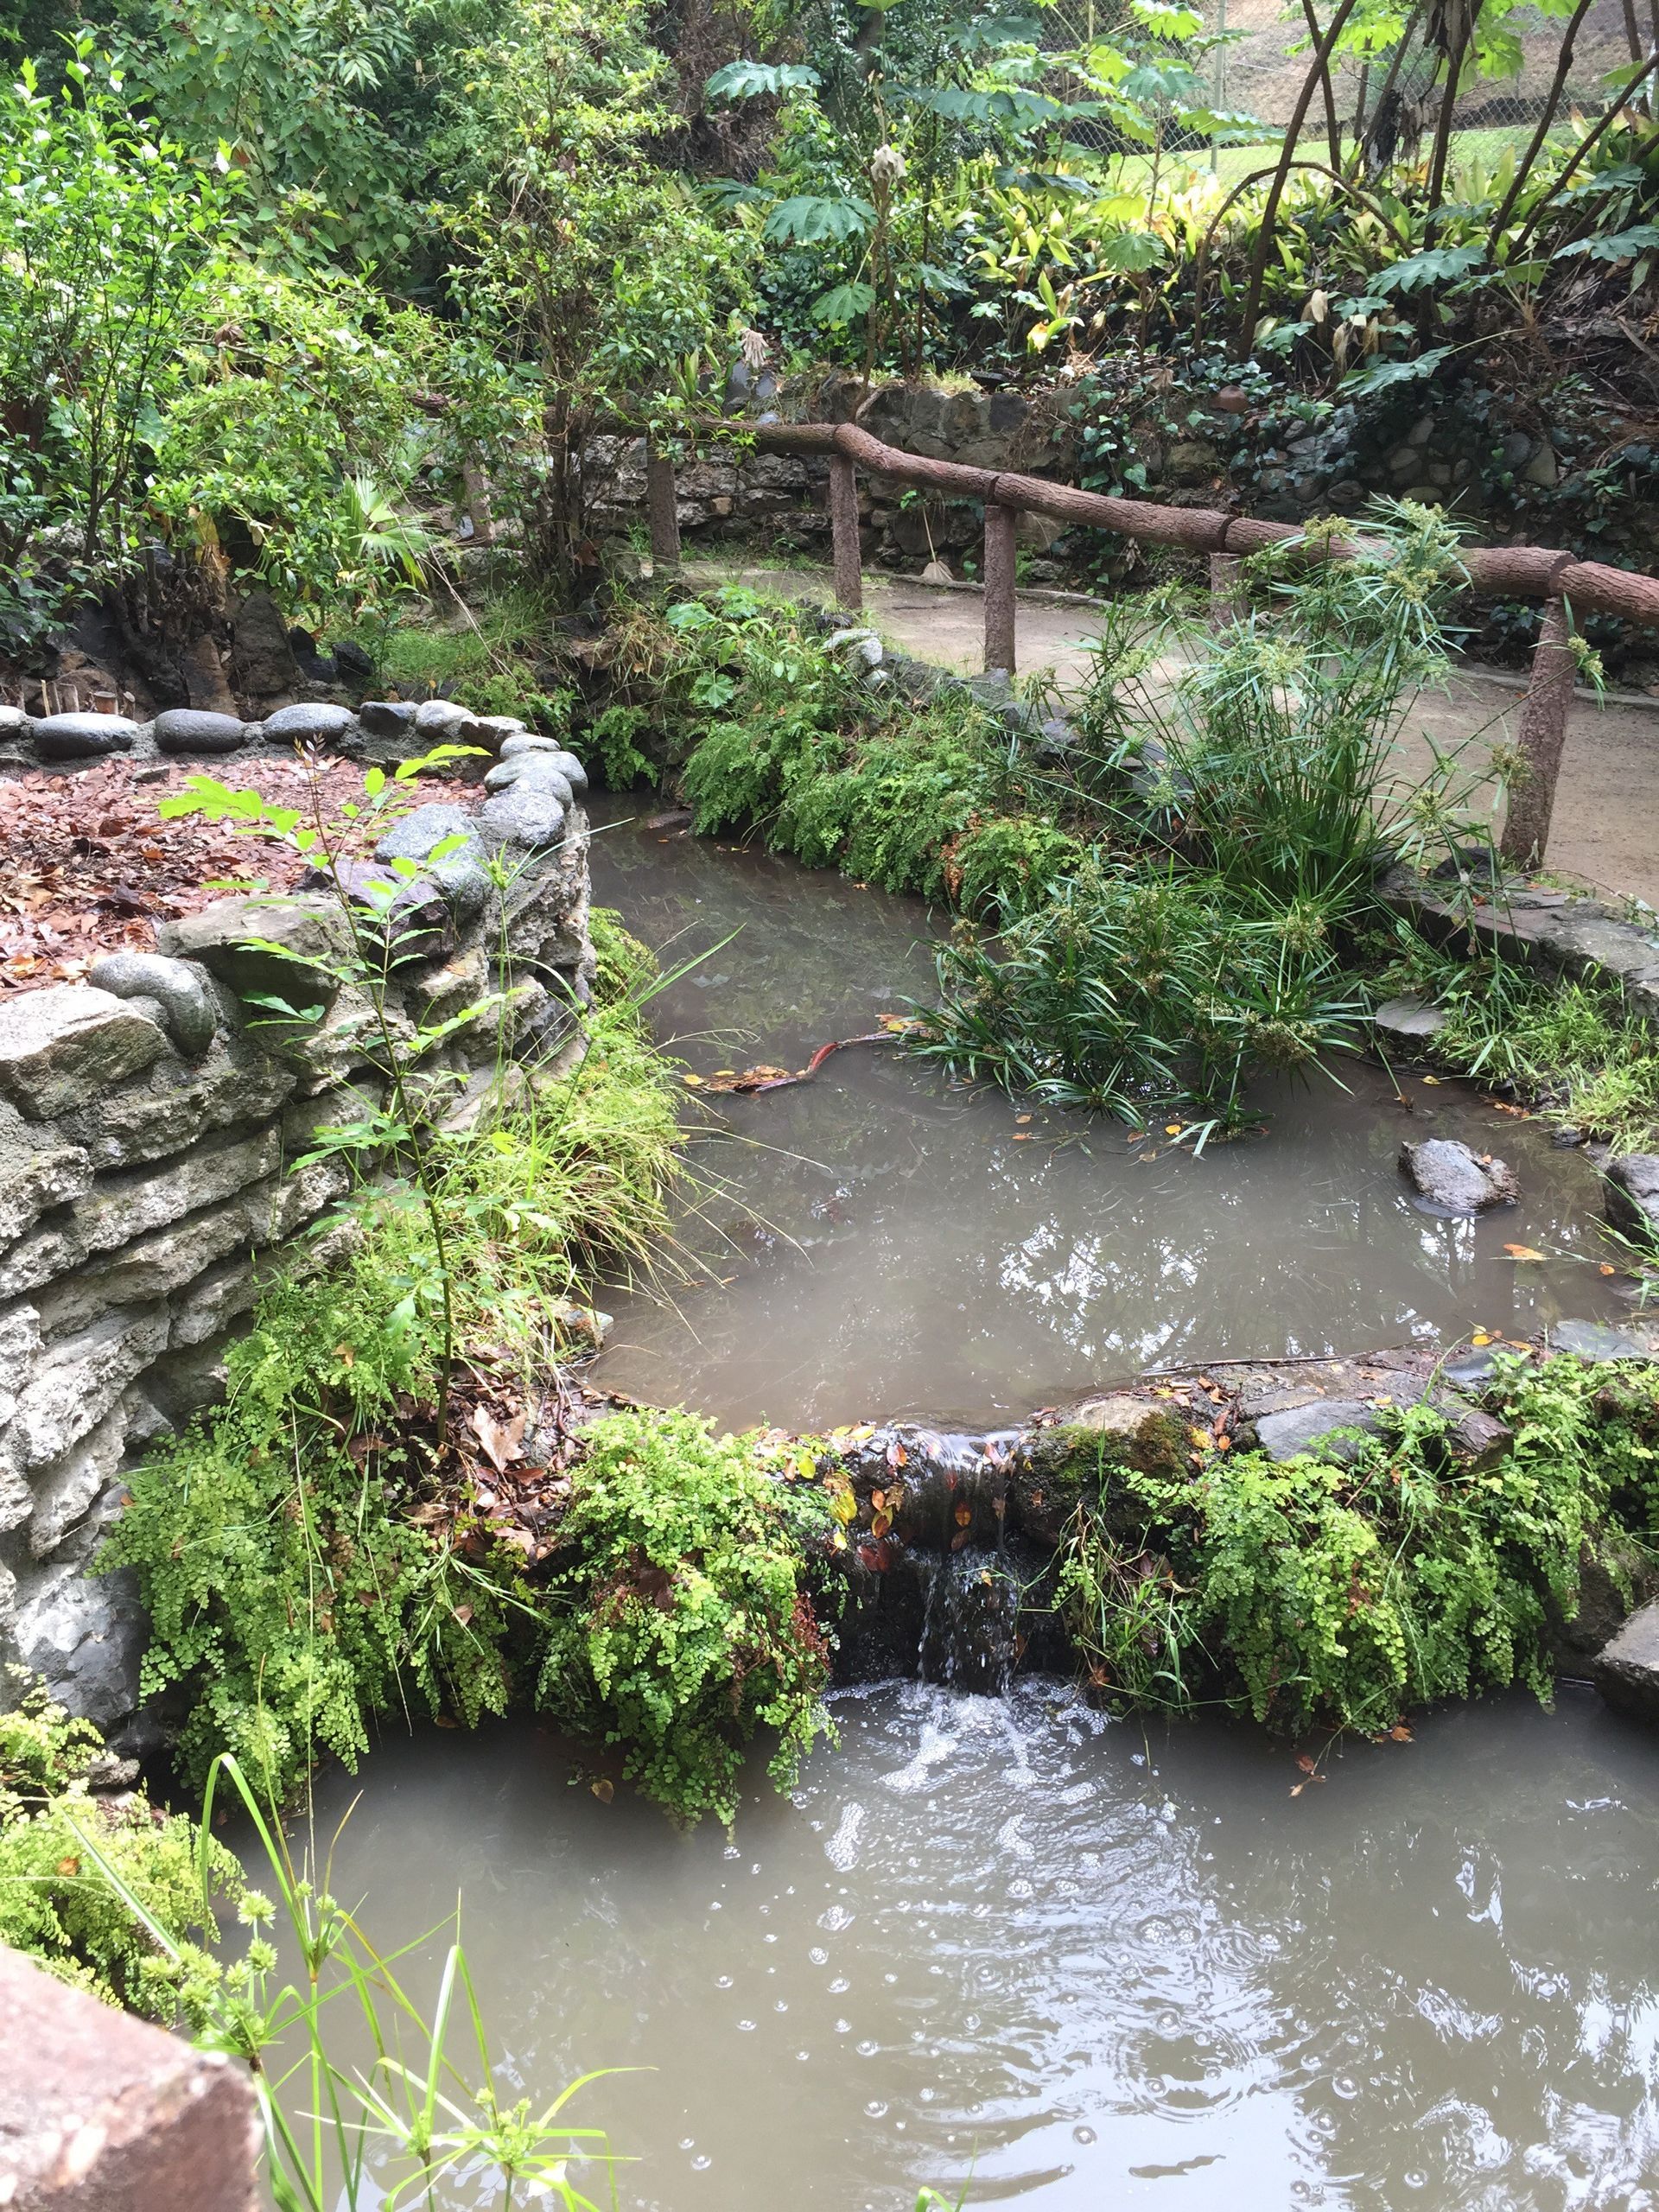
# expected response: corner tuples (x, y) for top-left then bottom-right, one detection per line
(0, 702), (594, 1745)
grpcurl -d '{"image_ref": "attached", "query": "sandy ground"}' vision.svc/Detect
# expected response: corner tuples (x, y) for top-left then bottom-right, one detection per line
(689, 558), (1659, 912)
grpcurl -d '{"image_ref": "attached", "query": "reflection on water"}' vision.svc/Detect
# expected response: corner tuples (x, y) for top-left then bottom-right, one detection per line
(312, 1684), (1659, 2209)
(586, 804), (1621, 1430)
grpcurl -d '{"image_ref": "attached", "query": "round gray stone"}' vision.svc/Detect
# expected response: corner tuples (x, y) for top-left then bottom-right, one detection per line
(373, 802), (493, 914)
(153, 708), (250, 755)
(260, 701), (358, 743)
(498, 733), (563, 760)
(32, 713), (137, 760)
(479, 783), (567, 849)
(482, 756), (574, 805)
(87, 951), (220, 1058)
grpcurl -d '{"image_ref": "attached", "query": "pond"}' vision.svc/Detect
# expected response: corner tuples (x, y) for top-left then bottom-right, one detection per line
(585, 798), (1624, 1432)
(300, 809), (1658, 2212)
(315, 1684), (1659, 2210)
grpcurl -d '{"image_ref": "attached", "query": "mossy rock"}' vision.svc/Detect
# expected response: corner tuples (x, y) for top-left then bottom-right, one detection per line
(1011, 1395), (1191, 1548)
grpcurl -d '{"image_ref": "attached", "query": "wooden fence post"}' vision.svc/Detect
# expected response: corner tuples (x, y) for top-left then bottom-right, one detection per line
(983, 502), (1018, 674)
(829, 453), (862, 613)
(1499, 593), (1575, 871)
(645, 440), (681, 566)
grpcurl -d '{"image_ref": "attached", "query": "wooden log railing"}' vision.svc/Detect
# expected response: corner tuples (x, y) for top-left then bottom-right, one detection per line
(645, 417), (1659, 868)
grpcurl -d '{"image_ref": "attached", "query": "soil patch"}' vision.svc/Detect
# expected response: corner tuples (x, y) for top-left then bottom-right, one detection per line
(0, 756), (476, 994)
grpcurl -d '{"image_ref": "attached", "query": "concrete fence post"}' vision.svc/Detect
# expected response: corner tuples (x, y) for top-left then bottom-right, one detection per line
(644, 441), (681, 567)
(1499, 592), (1576, 870)
(983, 503), (1018, 675)
(829, 453), (862, 613)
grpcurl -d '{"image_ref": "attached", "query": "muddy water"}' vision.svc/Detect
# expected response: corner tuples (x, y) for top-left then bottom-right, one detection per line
(315, 1684), (1659, 2209)
(587, 803), (1624, 1431)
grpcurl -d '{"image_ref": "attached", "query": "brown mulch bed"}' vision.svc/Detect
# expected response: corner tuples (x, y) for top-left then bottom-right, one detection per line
(0, 756), (477, 994)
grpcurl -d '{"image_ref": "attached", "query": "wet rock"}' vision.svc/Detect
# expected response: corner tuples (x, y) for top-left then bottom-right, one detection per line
(87, 953), (219, 1059)
(0, 704), (32, 743)
(10, 1556), (149, 1732)
(1605, 1154), (1659, 1245)
(479, 783), (567, 849)
(152, 707), (249, 755)
(357, 700), (416, 738)
(158, 896), (353, 1010)
(0, 986), (169, 1120)
(232, 588), (301, 703)
(414, 698), (480, 738)
(483, 754), (575, 805)
(475, 715), (528, 751)
(373, 803), (492, 916)
(1549, 1319), (1653, 1363)
(1373, 995), (1448, 1047)
(493, 741), (588, 794)
(260, 701), (358, 746)
(1253, 1398), (1382, 1465)
(1400, 1138), (1517, 1214)
(1012, 1395), (1189, 1545)
(1553, 1535), (1659, 1667)
(31, 713), (138, 760)
(1591, 1599), (1659, 1722)
(299, 859), (454, 961)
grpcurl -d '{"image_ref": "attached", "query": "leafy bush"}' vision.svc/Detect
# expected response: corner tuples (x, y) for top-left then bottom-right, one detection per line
(537, 1411), (837, 1825)
(0, 1675), (239, 2023)
(1053, 1352), (1659, 1734)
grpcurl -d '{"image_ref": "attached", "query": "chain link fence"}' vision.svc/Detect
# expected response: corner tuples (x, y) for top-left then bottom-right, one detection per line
(1045, 0), (1642, 176)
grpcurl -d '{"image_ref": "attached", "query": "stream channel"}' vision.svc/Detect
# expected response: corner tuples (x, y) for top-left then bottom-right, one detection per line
(305, 804), (1659, 2209)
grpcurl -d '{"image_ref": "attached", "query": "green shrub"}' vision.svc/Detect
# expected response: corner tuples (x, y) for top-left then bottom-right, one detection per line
(537, 1410), (837, 1825)
(108, 937), (687, 1801)
(0, 1675), (238, 2023)
(1053, 1352), (1659, 1733)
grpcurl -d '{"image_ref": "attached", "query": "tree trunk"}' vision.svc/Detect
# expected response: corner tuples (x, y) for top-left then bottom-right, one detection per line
(1233, 0), (1365, 359)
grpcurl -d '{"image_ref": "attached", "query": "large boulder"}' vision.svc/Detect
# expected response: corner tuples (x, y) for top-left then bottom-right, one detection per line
(231, 588), (301, 705)
(1400, 1138), (1517, 1215)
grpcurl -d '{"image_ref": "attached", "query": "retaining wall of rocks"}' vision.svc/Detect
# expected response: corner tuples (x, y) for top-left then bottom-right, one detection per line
(0, 702), (595, 1745)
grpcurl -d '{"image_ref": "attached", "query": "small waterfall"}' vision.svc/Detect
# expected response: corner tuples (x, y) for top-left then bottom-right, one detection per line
(914, 1549), (1022, 1695)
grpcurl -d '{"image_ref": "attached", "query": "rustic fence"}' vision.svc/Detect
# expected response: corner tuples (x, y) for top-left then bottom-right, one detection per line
(652, 417), (1659, 870)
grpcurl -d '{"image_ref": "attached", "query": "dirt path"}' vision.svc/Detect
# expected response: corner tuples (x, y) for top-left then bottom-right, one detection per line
(690, 557), (1659, 912)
